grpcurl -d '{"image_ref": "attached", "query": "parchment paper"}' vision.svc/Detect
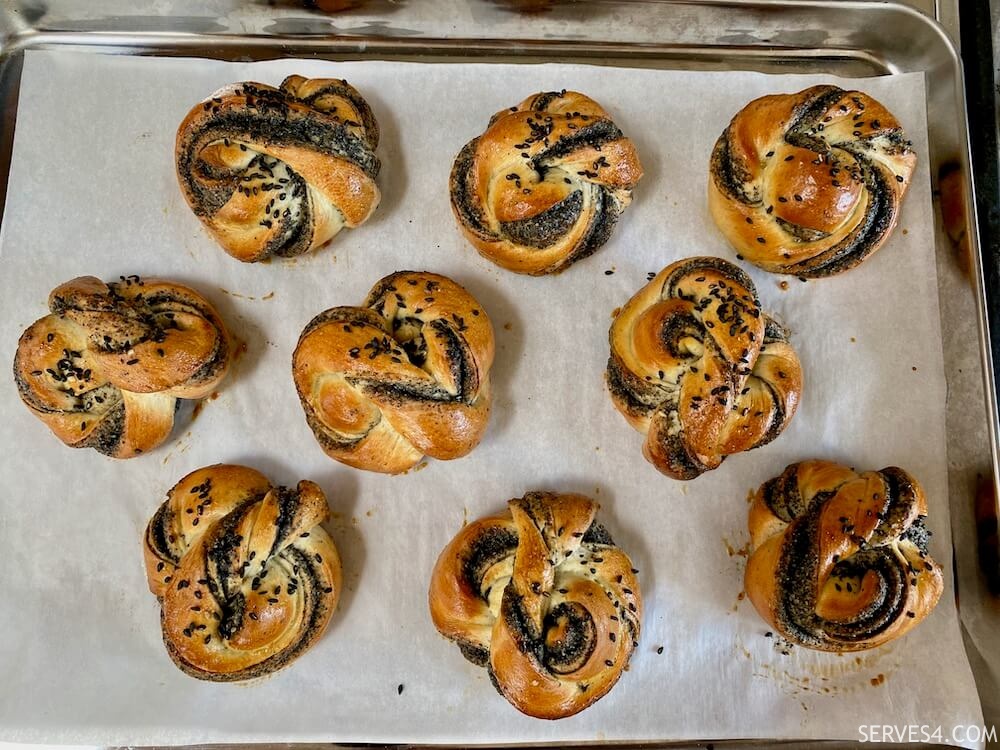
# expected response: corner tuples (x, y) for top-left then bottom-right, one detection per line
(0, 50), (984, 746)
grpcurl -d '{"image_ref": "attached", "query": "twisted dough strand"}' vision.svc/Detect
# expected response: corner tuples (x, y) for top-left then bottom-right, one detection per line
(13, 276), (231, 458)
(607, 257), (801, 479)
(176, 76), (380, 262)
(293, 271), (494, 474)
(430, 492), (641, 719)
(144, 464), (342, 680)
(450, 90), (643, 275)
(745, 460), (943, 652)
(709, 85), (916, 277)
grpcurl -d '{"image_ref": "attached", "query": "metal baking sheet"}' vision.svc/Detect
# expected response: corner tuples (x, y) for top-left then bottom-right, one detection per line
(0, 1), (996, 747)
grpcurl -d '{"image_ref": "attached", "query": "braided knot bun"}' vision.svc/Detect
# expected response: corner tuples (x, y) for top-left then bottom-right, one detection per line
(745, 460), (943, 652)
(709, 85), (915, 277)
(13, 276), (232, 458)
(293, 271), (494, 474)
(144, 464), (342, 680)
(176, 76), (380, 262)
(429, 491), (641, 719)
(450, 90), (643, 275)
(607, 257), (801, 479)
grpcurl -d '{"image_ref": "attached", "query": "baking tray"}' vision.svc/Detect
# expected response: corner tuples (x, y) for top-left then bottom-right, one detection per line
(0, 1), (995, 748)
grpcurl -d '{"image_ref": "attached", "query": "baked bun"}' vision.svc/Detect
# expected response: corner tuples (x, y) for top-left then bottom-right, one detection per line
(450, 90), (643, 275)
(293, 271), (494, 474)
(429, 491), (641, 719)
(144, 464), (342, 680)
(607, 257), (801, 479)
(13, 276), (232, 458)
(745, 460), (943, 652)
(709, 85), (916, 277)
(176, 76), (380, 262)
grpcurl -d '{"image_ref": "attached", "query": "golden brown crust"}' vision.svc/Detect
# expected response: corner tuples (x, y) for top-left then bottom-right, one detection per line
(176, 77), (380, 263)
(429, 492), (641, 719)
(450, 90), (643, 275)
(292, 271), (495, 473)
(708, 85), (916, 278)
(744, 460), (943, 652)
(13, 276), (232, 458)
(606, 257), (802, 479)
(143, 464), (342, 681)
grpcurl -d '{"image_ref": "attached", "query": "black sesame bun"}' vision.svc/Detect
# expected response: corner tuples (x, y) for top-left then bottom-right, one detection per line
(449, 90), (642, 275)
(429, 491), (642, 719)
(144, 464), (342, 681)
(14, 275), (232, 458)
(745, 460), (943, 652)
(708, 85), (916, 278)
(176, 76), (380, 262)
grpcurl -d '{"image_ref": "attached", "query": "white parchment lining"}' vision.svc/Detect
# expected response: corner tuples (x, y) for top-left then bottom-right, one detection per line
(0, 50), (983, 746)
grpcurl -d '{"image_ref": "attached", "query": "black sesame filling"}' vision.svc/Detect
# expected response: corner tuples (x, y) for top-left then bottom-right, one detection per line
(542, 602), (597, 675)
(499, 189), (584, 249)
(462, 525), (518, 600)
(659, 311), (703, 359)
